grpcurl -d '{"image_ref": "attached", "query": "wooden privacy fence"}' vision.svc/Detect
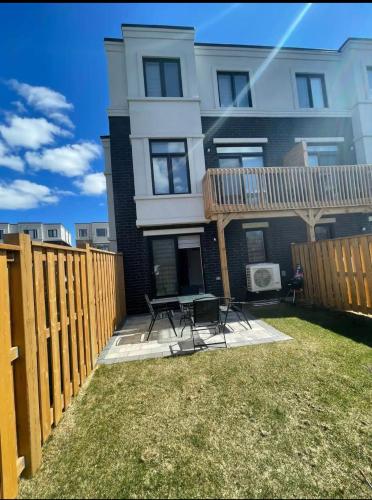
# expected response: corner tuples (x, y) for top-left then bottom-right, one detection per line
(291, 234), (372, 314)
(0, 234), (125, 499)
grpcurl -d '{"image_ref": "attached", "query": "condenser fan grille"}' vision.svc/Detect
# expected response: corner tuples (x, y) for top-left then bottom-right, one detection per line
(253, 268), (272, 288)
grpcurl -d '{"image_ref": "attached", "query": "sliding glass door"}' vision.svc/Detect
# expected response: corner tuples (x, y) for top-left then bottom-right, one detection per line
(151, 238), (178, 297)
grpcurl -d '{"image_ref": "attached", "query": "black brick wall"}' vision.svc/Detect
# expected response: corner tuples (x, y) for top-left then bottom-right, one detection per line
(201, 116), (356, 167)
(108, 117), (152, 314)
(109, 115), (370, 312)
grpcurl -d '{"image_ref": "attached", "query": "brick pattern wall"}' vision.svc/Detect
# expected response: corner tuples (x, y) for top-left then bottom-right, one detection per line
(109, 115), (370, 312)
(202, 116), (356, 168)
(109, 117), (152, 314)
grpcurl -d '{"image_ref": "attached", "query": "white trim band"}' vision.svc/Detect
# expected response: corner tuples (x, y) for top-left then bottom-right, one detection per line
(213, 138), (268, 144)
(143, 227), (205, 237)
(242, 222), (269, 229)
(295, 137), (345, 143)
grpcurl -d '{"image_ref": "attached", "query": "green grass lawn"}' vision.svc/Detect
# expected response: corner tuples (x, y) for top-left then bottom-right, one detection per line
(20, 304), (372, 499)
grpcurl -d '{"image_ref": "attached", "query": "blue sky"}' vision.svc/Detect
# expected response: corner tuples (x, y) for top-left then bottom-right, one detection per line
(1, 3), (372, 242)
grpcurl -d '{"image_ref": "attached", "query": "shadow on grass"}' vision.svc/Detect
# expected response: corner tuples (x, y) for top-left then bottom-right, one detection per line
(247, 302), (372, 349)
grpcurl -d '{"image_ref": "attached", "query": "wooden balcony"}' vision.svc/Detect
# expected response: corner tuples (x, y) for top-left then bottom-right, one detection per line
(203, 165), (372, 219)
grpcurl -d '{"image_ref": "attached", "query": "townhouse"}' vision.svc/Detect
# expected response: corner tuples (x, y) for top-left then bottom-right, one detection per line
(102, 24), (372, 313)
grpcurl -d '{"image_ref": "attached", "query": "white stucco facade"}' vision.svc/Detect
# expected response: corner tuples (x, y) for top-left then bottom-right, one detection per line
(103, 25), (372, 228)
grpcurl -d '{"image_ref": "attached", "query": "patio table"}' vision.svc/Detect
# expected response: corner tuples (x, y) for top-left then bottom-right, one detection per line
(178, 293), (216, 305)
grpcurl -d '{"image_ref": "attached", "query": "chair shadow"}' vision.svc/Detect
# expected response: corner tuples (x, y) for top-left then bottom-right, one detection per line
(246, 302), (372, 349)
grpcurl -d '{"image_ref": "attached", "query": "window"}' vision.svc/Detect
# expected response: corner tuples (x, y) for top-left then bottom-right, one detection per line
(96, 228), (107, 237)
(47, 229), (58, 238)
(0, 230), (3, 240)
(315, 224), (333, 241)
(150, 140), (190, 195)
(217, 145), (264, 166)
(143, 58), (182, 97)
(307, 145), (339, 166)
(217, 72), (252, 107)
(246, 230), (266, 264)
(23, 229), (38, 239)
(367, 67), (372, 93)
(296, 73), (328, 108)
(79, 229), (88, 238)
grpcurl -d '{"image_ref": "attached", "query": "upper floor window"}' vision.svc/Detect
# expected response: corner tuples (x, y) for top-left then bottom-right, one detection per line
(246, 230), (266, 264)
(217, 145), (264, 168)
(217, 72), (252, 107)
(24, 229), (38, 239)
(150, 140), (190, 195)
(367, 67), (372, 93)
(0, 230), (3, 240)
(307, 145), (339, 166)
(296, 73), (328, 108)
(143, 58), (182, 97)
(96, 228), (107, 237)
(47, 229), (58, 238)
(79, 229), (88, 238)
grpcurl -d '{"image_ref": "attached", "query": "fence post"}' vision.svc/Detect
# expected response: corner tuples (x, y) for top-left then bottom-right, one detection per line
(115, 253), (126, 327)
(0, 248), (19, 499)
(82, 244), (98, 367)
(4, 233), (41, 478)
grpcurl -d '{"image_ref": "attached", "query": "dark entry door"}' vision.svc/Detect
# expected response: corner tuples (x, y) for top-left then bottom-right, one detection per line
(151, 238), (178, 297)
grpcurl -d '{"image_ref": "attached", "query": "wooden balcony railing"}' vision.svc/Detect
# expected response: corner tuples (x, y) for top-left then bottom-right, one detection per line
(203, 165), (372, 217)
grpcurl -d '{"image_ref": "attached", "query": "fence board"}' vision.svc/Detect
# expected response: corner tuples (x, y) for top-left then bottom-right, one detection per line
(0, 236), (126, 498)
(0, 251), (19, 499)
(292, 234), (372, 314)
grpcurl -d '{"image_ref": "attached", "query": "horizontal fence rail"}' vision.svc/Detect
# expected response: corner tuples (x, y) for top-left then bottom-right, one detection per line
(291, 234), (372, 314)
(0, 235), (126, 499)
(203, 164), (372, 217)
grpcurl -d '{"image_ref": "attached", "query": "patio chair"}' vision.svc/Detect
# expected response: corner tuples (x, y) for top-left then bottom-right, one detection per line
(219, 297), (252, 331)
(191, 297), (227, 350)
(145, 294), (177, 341)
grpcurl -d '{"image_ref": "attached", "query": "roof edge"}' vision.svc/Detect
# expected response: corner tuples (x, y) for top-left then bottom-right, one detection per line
(121, 23), (194, 31)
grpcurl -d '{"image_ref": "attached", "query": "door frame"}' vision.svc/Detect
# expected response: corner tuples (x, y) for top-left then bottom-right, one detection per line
(148, 234), (206, 298)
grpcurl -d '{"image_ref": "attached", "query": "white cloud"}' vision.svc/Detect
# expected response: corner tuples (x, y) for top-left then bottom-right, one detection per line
(49, 111), (74, 129)
(0, 141), (24, 172)
(11, 100), (27, 114)
(74, 172), (106, 195)
(0, 179), (59, 210)
(0, 115), (69, 149)
(8, 79), (73, 113)
(26, 142), (101, 177)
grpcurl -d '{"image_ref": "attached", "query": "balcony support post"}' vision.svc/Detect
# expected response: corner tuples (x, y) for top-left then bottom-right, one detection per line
(295, 209), (324, 242)
(217, 215), (231, 298)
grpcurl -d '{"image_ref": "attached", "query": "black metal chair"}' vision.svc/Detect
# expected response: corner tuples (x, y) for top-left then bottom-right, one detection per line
(191, 297), (227, 350)
(219, 297), (252, 331)
(145, 294), (177, 341)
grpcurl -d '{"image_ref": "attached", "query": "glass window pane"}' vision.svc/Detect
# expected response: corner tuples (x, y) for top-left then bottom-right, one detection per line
(216, 146), (263, 154)
(152, 238), (178, 296)
(96, 228), (107, 237)
(308, 154), (319, 167)
(307, 145), (338, 152)
(234, 74), (250, 107)
(310, 77), (325, 107)
(241, 156), (264, 167)
(315, 225), (332, 241)
(246, 230), (266, 263)
(218, 74), (233, 107)
(296, 75), (310, 107)
(368, 68), (372, 90)
(153, 157), (170, 194)
(151, 141), (185, 154)
(144, 61), (162, 97)
(171, 157), (188, 193)
(218, 157), (241, 168)
(164, 61), (181, 97)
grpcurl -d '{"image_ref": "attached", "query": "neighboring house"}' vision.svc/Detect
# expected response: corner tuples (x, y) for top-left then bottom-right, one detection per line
(102, 24), (372, 314)
(0, 222), (72, 246)
(75, 222), (110, 250)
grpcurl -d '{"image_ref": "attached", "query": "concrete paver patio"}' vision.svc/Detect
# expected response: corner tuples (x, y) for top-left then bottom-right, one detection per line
(98, 309), (292, 364)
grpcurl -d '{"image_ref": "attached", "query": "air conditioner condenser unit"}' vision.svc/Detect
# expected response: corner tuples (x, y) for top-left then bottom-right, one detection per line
(246, 263), (282, 292)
